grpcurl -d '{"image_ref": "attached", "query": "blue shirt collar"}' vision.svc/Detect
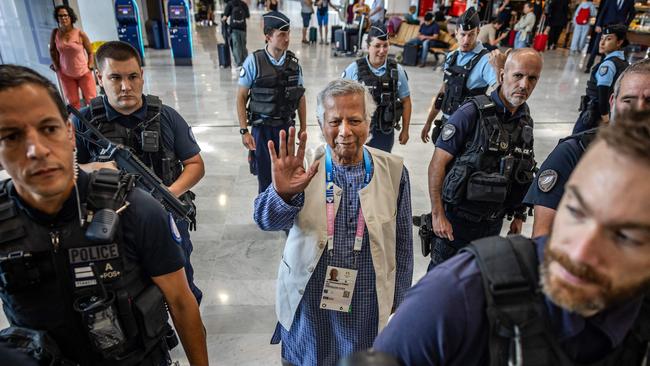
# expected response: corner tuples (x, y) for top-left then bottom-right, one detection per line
(604, 50), (625, 61)
(102, 95), (148, 122)
(264, 46), (287, 66)
(364, 56), (387, 75)
(490, 88), (529, 121)
(535, 236), (644, 348)
(459, 41), (486, 56)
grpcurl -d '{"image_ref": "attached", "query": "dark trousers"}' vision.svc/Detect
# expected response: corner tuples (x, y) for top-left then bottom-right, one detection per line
(547, 25), (564, 48)
(585, 32), (602, 70)
(428, 209), (503, 271)
(367, 126), (395, 152)
(251, 123), (292, 193)
(177, 219), (203, 304)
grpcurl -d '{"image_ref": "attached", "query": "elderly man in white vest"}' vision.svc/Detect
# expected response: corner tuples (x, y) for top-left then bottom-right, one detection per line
(254, 79), (413, 366)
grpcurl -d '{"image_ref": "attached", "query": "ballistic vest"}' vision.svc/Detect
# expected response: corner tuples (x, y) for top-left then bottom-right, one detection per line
(441, 48), (490, 116)
(0, 170), (169, 365)
(442, 95), (536, 222)
(583, 56), (628, 109)
(464, 235), (650, 366)
(248, 49), (305, 123)
(356, 58), (403, 134)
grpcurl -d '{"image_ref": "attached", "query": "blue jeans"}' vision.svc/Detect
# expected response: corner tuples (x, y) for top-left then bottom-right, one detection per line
(406, 38), (431, 64)
(230, 29), (247, 66)
(571, 24), (590, 52)
(176, 219), (203, 304)
(514, 31), (529, 49)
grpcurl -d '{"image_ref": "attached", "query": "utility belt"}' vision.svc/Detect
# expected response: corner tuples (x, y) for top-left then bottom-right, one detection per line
(430, 116), (448, 142)
(179, 191), (197, 231)
(248, 114), (295, 127)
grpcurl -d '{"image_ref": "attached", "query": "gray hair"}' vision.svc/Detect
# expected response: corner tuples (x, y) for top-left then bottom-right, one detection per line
(613, 58), (650, 99)
(316, 79), (377, 125)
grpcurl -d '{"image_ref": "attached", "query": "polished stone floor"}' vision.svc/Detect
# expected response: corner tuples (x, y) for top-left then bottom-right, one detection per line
(0, 2), (596, 365)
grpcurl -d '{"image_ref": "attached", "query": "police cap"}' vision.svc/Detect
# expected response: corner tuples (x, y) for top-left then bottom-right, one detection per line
(368, 24), (389, 42)
(263, 11), (291, 32)
(603, 24), (627, 41)
(458, 7), (480, 31)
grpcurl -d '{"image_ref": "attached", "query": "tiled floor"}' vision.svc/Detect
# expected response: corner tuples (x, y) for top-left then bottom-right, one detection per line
(1, 2), (595, 365)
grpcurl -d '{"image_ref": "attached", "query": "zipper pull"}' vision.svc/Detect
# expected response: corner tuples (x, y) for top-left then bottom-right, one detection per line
(50, 231), (60, 253)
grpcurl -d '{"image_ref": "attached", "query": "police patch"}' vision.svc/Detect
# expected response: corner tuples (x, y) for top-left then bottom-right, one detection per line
(599, 65), (608, 76)
(169, 213), (182, 244)
(239, 67), (246, 78)
(441, 124), (456, 141)
(537, 169), (559, 193)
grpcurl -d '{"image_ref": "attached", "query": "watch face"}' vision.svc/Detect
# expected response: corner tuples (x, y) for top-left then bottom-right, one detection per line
(240, 128), (248, 135)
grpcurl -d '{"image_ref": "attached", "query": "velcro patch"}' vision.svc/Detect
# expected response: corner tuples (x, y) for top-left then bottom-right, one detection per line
(441, 124), (456, 141)
(599, 65), (609, 76)
(537, 169), (559, 193)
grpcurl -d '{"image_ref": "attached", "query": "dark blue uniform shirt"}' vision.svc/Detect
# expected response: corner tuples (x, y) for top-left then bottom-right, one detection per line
(8, 171), (186, 277)
(435, 89), (530, 157)
(74, 95), (201, 164)
(373, 236), (643, 366)
(523, 137), (583, 210)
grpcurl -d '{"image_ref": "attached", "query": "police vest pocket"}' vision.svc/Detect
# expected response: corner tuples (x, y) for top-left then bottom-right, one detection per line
(250, 87), (277, 103)
(134, 285), (169, 340)
(466, 172), (508, 203)
(442, 164), (470, 205)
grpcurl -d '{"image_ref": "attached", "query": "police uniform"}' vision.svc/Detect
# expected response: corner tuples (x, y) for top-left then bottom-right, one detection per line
(342, 25), (410, 152)
(374, 235), (650, 365)
(431, 8), (498, 142)
(430, 89), (535, 269)
(573, 25), (629, 134)
(239, 11), (305, 193)
(74, 94), (203, 304)
(0, 169), (186, 365)
(523, 128), (598, 211)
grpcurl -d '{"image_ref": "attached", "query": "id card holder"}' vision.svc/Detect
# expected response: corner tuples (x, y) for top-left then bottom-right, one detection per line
(319, 265), (358, 313)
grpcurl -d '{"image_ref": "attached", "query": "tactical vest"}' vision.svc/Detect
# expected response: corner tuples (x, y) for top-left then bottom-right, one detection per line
(356, 58), (404, 134)
(441, 48), (490, 116)
(583, 56), (628, 110)
(463, 235), (650, 366)
(89, 95), (182, 187)
(247, 49), (305, 124)
(559, 127), (599, 154)
(0, 170), (170, 365)
(442, 95), (536, 222)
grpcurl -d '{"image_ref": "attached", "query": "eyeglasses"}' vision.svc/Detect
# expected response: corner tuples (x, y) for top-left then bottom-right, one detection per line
(57, 14), (70, 18)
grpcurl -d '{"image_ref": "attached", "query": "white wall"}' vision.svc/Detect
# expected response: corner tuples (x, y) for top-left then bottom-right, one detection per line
(76, 0), (119, 42)
(386, 0), (410, 16)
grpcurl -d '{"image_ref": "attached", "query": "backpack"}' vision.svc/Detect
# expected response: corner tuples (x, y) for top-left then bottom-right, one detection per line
(575, 6), (590, 25)
(231, 1), (246, 27)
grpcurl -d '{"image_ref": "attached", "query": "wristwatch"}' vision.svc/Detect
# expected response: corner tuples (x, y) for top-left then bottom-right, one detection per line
(239, 128), (249, 135)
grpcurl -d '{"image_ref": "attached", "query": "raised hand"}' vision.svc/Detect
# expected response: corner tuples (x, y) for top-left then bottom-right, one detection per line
(269, 127), (320, 202)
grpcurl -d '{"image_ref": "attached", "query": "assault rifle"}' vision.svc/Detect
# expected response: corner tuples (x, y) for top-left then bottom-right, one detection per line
(68, 105), (194, 223)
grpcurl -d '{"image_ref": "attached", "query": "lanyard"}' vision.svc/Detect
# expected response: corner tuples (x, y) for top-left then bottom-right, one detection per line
(325, 146), (372, 255)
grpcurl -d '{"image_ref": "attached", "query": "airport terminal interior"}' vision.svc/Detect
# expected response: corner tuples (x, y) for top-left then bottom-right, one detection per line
(0, 0), (649, 365)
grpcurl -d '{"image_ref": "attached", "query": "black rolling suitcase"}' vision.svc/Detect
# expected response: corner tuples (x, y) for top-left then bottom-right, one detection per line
(401, 43), (419, 66)
(331, 25), (342, 44)
(334, 28), (358, 53)
(309, 26), (318, 43)
(218, 43), (231, 68)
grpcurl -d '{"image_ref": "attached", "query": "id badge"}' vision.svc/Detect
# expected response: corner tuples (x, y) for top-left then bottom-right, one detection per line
(319, 266), (358, 313)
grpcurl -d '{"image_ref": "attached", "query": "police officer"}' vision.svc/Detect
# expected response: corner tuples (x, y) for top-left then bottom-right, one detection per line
(342, 24), (412, 152)
(425, 49), (542, 270)
(420, 7), (501, 144)
(525, 58), (650, 237)
(237, 11), (307, 193)
(0, 65), (208, 365)
(73, 41), (205, 304)
(374, 111), (650, 366)
(573, 24), (629, 134)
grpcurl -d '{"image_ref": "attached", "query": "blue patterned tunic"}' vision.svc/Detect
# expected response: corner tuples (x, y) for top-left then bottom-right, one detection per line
(254, 158), (413, 366)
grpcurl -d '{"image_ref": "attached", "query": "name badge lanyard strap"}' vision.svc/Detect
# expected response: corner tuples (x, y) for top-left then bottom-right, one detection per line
(325, 147), (372, 266)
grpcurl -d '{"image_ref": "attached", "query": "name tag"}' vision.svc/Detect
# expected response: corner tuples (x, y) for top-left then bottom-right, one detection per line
(319, 266), (358, 313)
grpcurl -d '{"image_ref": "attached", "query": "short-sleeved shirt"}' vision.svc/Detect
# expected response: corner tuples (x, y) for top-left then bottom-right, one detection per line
(341, 57), (410, 99)
(74, 95), (201, 165)
(301, 0), (314, 13)
(238, 47), (305, 88)
(478, 23), (497, 45)
(442, 42), (498, 118)
(373, 236), (644, 366)
(369, 0), (385, 22)
(596, 50), (626, 87)
(523, 135), (584, 210)
(8, 170), (186, 278)
(418, 21), (440, 36)
(223, 0), (250, 30)
(435, 89), (528, 157)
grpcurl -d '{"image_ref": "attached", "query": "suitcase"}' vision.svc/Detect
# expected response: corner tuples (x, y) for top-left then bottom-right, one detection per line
(309, 26), (318, 43)
(449, 0), (467, 17)
(334, 28), (358, 53)
(401, 43), (419, 66)
(507, 30), (517, 48)
(331, 25), (342, 44)
(533, 33), (548, 52)
(218, 43), (231, 68)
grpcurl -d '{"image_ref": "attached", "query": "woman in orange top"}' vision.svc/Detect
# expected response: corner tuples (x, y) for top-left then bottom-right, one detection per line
(49, 5), (96, 109)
